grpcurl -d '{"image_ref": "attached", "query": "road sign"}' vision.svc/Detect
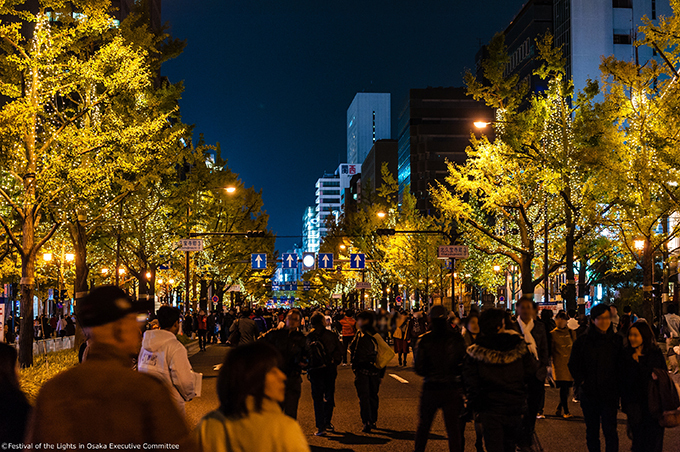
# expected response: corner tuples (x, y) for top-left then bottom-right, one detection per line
(211, 295), (219, 303)
(499, 296), (505, 303)
(251, 253), (267, 270)
(179, 239), (204, 251)
(282, 253), (298, 269)
(303, 281), (311, 291)
(302, 252), (316, 270)
(437, 245), (469, 259)
(395, 295), (403, 305)
(318, 253), (334, 269)
(350, 253), (365, 269)
(332, 293), (342, 299)
(356, 282), (371, 290)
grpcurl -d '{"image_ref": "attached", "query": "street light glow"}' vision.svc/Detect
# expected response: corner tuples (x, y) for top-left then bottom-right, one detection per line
(158, 279), (164, 284)
(146, 272), (152, 279)
(376, 211), (386, 218)
(493, 265), (501, 272)
(43, 253), (52, 262)
(118, 268), (125, 275)
(474, 121), (490, 129)
(65, 253), (75, 262)
(339, 244), (346, 250)
(101, 268), (109, 275)
(225, 186), (236, 193)
(168, 278), (175, 284)
(634, 240), (645, 251)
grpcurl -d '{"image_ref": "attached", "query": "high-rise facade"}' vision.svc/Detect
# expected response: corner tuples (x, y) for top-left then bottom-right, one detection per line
(347, 93), (391, 165)
(397, 88), (493, 214)
(302, 207), (319, 253)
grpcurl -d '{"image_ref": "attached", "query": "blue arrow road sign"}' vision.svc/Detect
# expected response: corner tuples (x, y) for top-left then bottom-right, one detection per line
(251, 253), (267, 270)
(318, 253), (334, 269)
(350, 253), (365, 269)
(282, 253), (298, 269)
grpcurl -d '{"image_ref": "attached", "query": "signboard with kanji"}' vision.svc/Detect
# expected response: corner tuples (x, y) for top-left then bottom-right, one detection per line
(179, 239), (204, 252)
(437, 245), (469, 259)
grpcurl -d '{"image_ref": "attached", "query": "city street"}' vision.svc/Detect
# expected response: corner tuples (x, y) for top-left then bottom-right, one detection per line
(187, 344), (680, 452)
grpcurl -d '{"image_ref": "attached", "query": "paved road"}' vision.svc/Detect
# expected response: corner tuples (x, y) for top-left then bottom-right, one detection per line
(186, 344), (680, 451)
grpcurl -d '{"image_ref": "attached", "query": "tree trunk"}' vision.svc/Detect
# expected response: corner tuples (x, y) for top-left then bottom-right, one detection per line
(520, 254), (534, 297)
(564, 197), (577, 311)
(69, 220), (89, 354)
(18, 212), (36, 367)
(578, 257), (588, 315)
(642, 238), (654, 324)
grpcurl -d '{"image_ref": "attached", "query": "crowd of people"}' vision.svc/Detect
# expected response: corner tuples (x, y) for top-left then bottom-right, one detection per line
(1, 285), (679, 452)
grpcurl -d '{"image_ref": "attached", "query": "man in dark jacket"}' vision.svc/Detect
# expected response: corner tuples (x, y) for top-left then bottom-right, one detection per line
(464, 308), (538, 452)
(515, 296), (550, 449)
(307, 312), (343, 436)
(414, 305), (466, 452)
(260, 309), (308, 419)
(229, 308), (260, 345)
(568, 303), (623, 452)
(350, 310), (384, 433)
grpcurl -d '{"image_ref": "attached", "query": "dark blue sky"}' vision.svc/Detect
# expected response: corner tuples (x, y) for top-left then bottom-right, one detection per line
(161, 0), (527, 251)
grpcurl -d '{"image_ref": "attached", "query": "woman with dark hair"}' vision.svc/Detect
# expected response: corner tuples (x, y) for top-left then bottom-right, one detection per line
(461, 313), (480, 348)
(551, 312), (576, 418)
(195, 342), (309, 452)
(621, 321), (667, 452)
(0, 343), (31, 443)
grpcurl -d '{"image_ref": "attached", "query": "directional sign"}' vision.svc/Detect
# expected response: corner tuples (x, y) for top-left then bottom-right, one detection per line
(282, 253), (298, 269)
(251, 253), (267, 270)
(303, 281), (311, 291)
(318, 253), (334, 269)
(179, 239), (204, 251)
(211, 295), (219, 303)
(350, 253), (365, 269)
(356, 281), (371, 290)
(437, 245), (469, 259)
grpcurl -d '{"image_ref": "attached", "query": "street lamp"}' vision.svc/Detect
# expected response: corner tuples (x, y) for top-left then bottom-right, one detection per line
(43, 253), (53, 262)
(64, 253), (75, 262)
(118, 268), (125, 275)
(376, 211), (386, 219)
(474, 121), (491, 129)
(225, 186), (237, 193)
(145, 271), (152, 279)
(339, 244), (346, 250)
(634, 240), (645, 251)
(493, 265), (501, 272)
(101, 268), (109, 275)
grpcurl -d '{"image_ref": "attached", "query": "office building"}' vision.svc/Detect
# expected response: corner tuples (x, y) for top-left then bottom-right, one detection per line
(478, 0), (671, 95)
(347, 93), (391, 165)
(302, 207), (319, 253)
(361, 139), (399, 204)
(397, 87), (493, 214)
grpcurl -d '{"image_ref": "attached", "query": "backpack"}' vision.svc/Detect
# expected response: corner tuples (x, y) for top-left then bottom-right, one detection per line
(372, 333), (396, 369)
(308, 332), (331, 370)
(648, 367), (680, 428)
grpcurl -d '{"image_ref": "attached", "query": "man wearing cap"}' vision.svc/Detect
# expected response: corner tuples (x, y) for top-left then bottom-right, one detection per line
(25, 286), (197, 450)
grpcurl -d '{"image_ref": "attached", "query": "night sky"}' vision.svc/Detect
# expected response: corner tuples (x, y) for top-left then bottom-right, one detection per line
(161, 0), (527, 251)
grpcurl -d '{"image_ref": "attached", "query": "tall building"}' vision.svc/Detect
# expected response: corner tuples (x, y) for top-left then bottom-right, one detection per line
(347, 93), (391, 165)
(478, 0), (672, 95)
(397, 88), (493, 214)
(361, 139), (398, 203)
(302, 207), (319, 253)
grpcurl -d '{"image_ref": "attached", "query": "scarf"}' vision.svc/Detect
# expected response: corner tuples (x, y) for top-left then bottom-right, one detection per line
(518, 317), (538, 360)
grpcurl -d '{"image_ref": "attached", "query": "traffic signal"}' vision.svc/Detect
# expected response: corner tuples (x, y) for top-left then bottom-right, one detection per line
(302, 252), (316, 270)
(375, 228), (396, 236)
(246, 230), (266, 238)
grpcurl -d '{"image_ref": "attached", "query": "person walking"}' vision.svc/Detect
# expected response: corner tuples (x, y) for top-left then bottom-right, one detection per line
(206, 311), (217, 345)
(350, 310), (384, 433)
(392, 309), (410, 366)
(197, 310), (208, 351)
(24, 286), (196, 450)
(621, 321), (668, 452)
(0, 343), (31, 443)
(137, 306), (198, 416)
(515, 296), (550, 450)
(195, 342), (310, 452)
(460, 313), (484, 452)
(551, 311), (576, 418)
(413, 305), (466, 452)
(229, 309), (261, 346)
(306, 312), (342, 436)
(663, 304), (680, 374)
(464, 308), (537, 452)
(568, 303), (623, 452)
(260, 309), (308, 419)
(339, 310), (356, 365)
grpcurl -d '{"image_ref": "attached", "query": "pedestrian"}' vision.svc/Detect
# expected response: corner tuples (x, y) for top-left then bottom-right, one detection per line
(260, 309), (308, 419)
(460, 312), (484, 452)
(207, 311), (216, 344)
(515, 296), (549, 450)
(610, 306), (620, 333)
(663, 304), (680, 374)
(568, 303), (623, 452)
(339, 310), (356, 365)
(414, 305), (466, 452)
(137, 306), (199, 416)
(392, 309), (410, 366)
(229, 308), (260, 346)
(56, 314), (67, 337)
(221, 309), (235, 344)
(350, 310), (384, 433)
(464, 308), (537, 452)
(197, 309), (208, 351)
(551, 311), (575, 418)
(306, 312), (342, 436)
(254, 309), (268, 334)
(621, 321), (667, 452)
(623, 305), (638, 323)
(195, 342), (310, 452)
(24, 286), (196, 450)
(183, 313), (194, 338)
(0, 343), (31, 443)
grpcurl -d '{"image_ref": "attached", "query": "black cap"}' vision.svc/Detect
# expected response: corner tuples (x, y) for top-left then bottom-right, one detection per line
(76, 286), (147, 328)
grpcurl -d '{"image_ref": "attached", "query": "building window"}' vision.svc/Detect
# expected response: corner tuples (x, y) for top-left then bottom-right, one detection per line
(372, 111), (376, 143)
(652, 0), (657, 19)
(612, 0), (632, 8)
(614, 34), (632, 45)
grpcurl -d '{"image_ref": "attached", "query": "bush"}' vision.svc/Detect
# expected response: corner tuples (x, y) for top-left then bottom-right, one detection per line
(19, 349), (79, 403)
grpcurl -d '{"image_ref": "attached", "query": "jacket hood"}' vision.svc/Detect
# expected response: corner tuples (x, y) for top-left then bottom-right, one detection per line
(141, 329), (177, 352)
(467, 331), (528, 365)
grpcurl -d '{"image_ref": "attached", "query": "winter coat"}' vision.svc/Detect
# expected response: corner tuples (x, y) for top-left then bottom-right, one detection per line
(568, 326), (624, 403)
(350, 328), (381, 376)
(621, 346), (668, 425)
(515, 318), (550, 381)
(25, 342), (196, 450)
(463, 331), (538, 415)
(196, 398), (310, 452)
(306, 327), (343, 368)
(260, 327), (308, 376)
(0, 385), (30, 443)
(138, 329), (198, 414)
(339, 316), (356, 337)
(408, 315), (427, 342)
(230, 317), (260, 345)
(392, 313), (410, 340)
(550, 327), (575, 381)
(415, 324), (466, 389)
